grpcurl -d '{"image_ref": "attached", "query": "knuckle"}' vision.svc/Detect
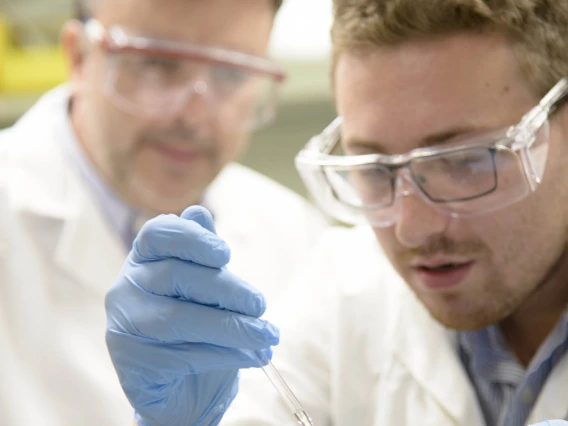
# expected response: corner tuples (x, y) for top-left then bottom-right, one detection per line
(135, 214), (179, 258)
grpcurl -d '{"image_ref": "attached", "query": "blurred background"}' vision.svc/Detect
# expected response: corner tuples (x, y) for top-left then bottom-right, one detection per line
(0, 0), (336, 197)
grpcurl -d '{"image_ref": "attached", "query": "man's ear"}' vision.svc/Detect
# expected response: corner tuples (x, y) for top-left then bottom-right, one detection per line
(60, 20), (87, 88)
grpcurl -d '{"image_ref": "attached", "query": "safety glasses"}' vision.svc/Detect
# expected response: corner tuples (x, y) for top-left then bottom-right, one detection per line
(295, 78), (568, 227)
(83, 19), (286, 131)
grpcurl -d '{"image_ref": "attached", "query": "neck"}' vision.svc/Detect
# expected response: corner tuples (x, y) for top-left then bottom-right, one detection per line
(499, 246), (568, 367)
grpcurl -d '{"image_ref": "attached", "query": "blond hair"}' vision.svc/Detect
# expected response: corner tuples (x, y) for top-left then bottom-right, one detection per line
(331, 0), (568, 96)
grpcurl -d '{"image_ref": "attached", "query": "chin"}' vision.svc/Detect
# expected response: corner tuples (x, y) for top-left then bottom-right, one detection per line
(150, 194), (203, 215)
(129, 181), (205, 216)
(426, 304), (501, 331)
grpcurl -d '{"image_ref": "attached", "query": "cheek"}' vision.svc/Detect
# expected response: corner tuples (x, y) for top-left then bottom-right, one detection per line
(540, 123), (568, 203)
(466, 213), (523, 265)
(82, 71), (142, 154)
(372, 227), (401, 264)
(100, 105), (147, 154)
(544, 145), (568, 214)
(530, 134), (568, 230)
(218, 131), (250, 163)
(80, 84), (136, 150)
(467, 181), (565, 277)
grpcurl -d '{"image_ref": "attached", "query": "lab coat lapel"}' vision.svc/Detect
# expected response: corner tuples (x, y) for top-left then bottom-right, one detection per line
(9, 91), (127, 298)
(528, 351), (568, 423)
(53, 177), (127, 298)
(389, 290), (486, 426)
(11, 164), (126, 301)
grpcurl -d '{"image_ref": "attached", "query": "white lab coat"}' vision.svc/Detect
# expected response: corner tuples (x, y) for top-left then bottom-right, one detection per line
(0, 87), (328, 426)
(223, 226), (568, 426)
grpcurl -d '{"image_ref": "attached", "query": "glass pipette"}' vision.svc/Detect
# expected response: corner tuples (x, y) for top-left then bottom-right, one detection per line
(255, 350), (314, 426)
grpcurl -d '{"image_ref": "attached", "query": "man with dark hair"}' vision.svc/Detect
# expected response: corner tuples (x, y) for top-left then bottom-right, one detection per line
(105, 0), (568, 425)
(0, 0), (326, 425)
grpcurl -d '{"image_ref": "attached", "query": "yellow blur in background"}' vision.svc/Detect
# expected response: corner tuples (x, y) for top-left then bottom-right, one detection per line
(0, 16), (66, 94)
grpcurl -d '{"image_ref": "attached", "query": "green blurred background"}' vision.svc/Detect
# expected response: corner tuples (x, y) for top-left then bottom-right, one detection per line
(0, 0), (337, 198)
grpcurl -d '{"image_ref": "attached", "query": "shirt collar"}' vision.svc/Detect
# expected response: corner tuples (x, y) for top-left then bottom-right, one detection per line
(529, 307), (568, 368)
(459, 307), (568, 384)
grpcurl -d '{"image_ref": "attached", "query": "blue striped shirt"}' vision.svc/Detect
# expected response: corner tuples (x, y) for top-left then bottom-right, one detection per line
(459, 309), (568, 426)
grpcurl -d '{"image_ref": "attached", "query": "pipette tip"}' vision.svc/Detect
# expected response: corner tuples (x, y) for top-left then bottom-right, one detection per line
(295, 410), (314, 426)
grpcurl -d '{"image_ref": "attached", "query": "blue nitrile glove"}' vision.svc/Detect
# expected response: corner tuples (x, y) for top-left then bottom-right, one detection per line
(530, 421), (568, 426)
(105, 206), (279, 426)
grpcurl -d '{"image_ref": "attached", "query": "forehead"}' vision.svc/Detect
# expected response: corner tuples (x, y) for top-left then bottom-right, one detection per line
(94, 0), (274, 54)
(334, 32), (539, 154)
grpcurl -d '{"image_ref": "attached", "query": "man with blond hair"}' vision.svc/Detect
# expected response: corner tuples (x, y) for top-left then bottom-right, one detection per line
(0, 0), (328, 425)
(105, 0), (568, 425)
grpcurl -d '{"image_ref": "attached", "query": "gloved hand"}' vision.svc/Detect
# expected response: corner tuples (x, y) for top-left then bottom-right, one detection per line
(530, 421), (568, 426)
(105, 206), (279, 426)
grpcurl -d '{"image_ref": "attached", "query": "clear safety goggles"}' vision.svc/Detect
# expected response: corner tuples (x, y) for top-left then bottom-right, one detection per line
(296, 78), (568, 227)
(83, 19), (286, 130)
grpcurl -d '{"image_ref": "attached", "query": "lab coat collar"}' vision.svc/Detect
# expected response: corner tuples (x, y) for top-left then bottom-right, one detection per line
(529, 350), (568, 422)
(8, 86), (127, 297)
(388, 286), (486, 426)
(53, 179), (127, 297)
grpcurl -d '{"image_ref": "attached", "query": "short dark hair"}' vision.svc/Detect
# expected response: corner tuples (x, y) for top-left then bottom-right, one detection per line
(76, 0), (283, 21)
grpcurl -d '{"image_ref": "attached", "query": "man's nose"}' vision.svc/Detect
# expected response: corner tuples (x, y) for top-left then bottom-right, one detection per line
(170, 80), (215, 136)
(393, 172), (451, 248)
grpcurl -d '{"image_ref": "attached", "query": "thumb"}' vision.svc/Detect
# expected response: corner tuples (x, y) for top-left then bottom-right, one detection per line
(181, 205), (217, 235)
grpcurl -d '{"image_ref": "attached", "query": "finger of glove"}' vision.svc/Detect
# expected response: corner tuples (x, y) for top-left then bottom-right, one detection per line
(107, 330), (272, 380)
(107, 293), (279, 349)
(530, 422), (568, 426)
(134, 214), (230, 268)
(181, 205), (217, 235)
(127, 257), (266, 317)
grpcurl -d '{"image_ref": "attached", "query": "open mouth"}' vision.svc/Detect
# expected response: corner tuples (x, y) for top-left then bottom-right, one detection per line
(414, 261), (474, 289)
(419, 263), (466, 272)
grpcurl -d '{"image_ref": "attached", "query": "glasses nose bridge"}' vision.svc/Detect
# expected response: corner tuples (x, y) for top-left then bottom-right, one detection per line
(175, 76), (214, 114)
(169, 76), (215, 131)
(391, 162), (417, 198)
(189, 79), (209, 96)
(172, 60), (212, 100)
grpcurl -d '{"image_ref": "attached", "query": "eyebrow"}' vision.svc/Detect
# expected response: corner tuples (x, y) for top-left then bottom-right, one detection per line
(344, 126), (489, 155)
